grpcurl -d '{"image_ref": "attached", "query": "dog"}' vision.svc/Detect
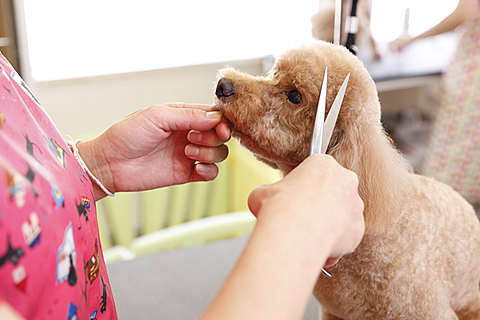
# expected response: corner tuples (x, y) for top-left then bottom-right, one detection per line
(213, 41), (480, 319)
(311, 0), (381, 60)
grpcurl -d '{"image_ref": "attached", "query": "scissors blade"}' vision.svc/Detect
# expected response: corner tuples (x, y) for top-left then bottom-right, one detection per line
(308, 70), (350, 279)
(310, 67), (328, 156)
(321, 73), (350, 154)
(309, 67), (333, 279)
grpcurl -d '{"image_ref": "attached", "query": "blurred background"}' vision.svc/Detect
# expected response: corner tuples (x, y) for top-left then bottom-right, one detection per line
(0, 0), (457, 142)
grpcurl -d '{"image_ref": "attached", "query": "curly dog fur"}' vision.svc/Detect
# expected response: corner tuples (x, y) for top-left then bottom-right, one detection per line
(213, 41), (480, 319)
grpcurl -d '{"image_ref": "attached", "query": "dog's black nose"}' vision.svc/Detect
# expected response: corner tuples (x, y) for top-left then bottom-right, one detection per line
(216, 78), (235, 98)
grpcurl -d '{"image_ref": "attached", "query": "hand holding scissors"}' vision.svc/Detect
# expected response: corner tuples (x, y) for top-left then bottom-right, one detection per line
(310, 67), (350, 277)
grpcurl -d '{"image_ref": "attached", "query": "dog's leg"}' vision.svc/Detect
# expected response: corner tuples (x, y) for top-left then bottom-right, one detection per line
(321, 310), (343, 320)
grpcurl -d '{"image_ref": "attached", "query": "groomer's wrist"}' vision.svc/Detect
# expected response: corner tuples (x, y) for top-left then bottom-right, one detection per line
(76, 139), (115, 201)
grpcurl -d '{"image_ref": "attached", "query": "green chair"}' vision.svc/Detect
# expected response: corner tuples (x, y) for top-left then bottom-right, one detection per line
(96, 139), (283, 263)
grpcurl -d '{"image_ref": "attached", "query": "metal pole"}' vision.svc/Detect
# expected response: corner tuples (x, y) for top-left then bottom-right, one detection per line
(334, 0), (342, 45)
(345, 0), (359, 54)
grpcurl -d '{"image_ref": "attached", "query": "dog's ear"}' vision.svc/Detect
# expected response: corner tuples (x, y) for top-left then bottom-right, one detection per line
(331, 121), (413, 234)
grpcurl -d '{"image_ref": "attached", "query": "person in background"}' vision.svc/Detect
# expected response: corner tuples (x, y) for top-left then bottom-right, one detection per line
(390, 0), (480, 207)
(0, 49), (364, 320)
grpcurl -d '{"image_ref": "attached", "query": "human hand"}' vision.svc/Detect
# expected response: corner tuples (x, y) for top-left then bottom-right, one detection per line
(389, 35), (413, 53)
(0, 301), (25, 320)
(200, 156), (363, 320)
(248, 155), (364, 263)
(78, 103), (231, 199)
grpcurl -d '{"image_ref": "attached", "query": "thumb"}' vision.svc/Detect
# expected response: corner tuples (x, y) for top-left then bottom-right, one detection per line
(248, 185), (270, 218)
(155, 105), (223, 132)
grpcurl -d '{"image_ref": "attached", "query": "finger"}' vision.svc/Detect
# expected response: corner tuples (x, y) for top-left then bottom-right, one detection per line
(164, 103), (212, 112)
(185, 144), (229, 164)
(164, 104), (232, 139)
(324, 257), (343, 268)
(124, 108), (146, 119)
(187, 129), (229, 147)
(215, 121), (232, 141)
(192, 163), (219, 181)
(150, 105), (223, 132)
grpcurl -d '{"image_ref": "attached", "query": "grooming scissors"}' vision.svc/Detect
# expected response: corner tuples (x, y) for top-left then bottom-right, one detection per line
(311, 67), (350, 277)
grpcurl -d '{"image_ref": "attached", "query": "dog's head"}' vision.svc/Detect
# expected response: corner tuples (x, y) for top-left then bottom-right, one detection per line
(213, 41), (412, 232)
(214, 41), (381, 174)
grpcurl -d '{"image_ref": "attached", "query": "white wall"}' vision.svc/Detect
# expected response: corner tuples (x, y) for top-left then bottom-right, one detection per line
(32, 58), (267, 138)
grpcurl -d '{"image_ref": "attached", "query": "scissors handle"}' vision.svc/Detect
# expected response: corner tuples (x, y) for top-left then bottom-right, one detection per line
(322, 268), (332, 278)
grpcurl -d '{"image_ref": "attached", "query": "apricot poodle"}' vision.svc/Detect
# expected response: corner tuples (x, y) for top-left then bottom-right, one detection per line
(213, 41), (480, 319)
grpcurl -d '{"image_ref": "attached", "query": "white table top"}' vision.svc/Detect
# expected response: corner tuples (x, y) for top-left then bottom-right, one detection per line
(365, 34), (457, 83)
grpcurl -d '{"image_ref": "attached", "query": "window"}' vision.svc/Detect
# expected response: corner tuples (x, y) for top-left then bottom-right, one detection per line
(21, 0), (460, 82)
(22, 0), (317, 81)
(371, 0), (459, 42)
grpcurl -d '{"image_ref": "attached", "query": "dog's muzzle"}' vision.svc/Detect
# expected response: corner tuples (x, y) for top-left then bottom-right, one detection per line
(215, 78), (235, 98)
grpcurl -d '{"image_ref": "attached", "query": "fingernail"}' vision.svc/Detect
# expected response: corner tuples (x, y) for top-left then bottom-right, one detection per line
(196, 163), (211, 174)
(188, 130), (202, 143)
(185, 145), (199, 157)
(206, 111), (221, 119)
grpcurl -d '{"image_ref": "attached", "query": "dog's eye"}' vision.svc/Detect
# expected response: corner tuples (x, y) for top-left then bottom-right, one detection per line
(286, 90), (302, 104)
